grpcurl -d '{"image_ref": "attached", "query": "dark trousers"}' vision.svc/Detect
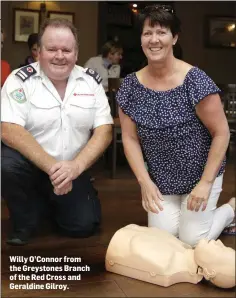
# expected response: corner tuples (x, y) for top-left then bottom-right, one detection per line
(1, 144), (101, 238)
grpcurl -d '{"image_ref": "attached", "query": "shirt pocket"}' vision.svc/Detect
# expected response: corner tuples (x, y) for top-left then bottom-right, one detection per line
(69, 97), (95, 129)
(28, 97), (61, 131)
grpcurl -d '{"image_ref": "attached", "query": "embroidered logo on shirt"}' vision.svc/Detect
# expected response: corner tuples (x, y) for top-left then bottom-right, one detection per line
(15, 65), (36, 82)
(26, 67), (34, 73)
(10, 88), (26, 103)
(85, 68), (102, 84)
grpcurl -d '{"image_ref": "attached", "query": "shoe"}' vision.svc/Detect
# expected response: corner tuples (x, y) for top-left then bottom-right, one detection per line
(6, 228), (32, 246)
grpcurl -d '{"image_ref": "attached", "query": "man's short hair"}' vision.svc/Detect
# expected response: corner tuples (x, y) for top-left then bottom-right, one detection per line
(101, 41), (123, 58)
(38, 18), (79, 50)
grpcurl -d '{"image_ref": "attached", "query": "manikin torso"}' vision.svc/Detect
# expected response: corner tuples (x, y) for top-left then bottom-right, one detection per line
(106, 224), (235, 288)
(106, 224), (202, 287)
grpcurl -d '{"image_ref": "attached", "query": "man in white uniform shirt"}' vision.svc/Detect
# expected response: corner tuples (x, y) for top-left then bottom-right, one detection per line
(84, 41), (123, 92)
(1, 18), (113, 245)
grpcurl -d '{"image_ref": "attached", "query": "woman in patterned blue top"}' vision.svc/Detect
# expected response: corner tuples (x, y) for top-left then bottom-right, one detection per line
(116, 5), (235, 247)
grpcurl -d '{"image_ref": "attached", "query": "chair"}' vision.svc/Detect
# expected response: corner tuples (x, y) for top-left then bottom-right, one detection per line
(108, 78), (123, 178)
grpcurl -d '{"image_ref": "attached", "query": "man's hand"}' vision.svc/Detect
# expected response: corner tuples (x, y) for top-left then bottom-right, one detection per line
(54, 181), (73, 196)
(49, 161), (80, 189)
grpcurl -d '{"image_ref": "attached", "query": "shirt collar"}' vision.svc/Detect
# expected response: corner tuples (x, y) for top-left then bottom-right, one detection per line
(32, 62), (85, 81)
(102, 58), (112, 70)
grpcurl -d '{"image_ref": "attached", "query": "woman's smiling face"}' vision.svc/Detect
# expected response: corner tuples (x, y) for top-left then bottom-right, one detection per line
(141, 18), (178, 63)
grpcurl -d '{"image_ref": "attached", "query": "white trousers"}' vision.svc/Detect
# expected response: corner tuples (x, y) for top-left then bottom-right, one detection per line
(148, 175), (234, 247)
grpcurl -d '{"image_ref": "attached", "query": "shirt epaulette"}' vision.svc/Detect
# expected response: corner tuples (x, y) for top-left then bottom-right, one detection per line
(85, 68), (102, 85)
(15, 65), (37, 82)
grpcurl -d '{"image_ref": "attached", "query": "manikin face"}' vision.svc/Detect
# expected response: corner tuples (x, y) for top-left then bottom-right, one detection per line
(38, 26), (78, 82)
(108, 49), (123, 65)
(141, 18), (178, 63)
(196, 238), (231, 255)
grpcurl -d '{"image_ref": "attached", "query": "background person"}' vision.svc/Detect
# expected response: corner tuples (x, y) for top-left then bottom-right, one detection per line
(1, 18), (113, 245)
(116, 4), (234, 247)
(1, 28), (11, 87)
(84, 40), (123, 92)
(20, 33), (39, 67)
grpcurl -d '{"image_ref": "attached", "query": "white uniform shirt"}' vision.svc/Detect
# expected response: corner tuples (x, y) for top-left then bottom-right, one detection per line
(1, 62), (113, 161)
(84, 56), (120, 91)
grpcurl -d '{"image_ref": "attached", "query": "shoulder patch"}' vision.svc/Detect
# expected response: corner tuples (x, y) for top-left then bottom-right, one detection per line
(15, 65), (37, 82)
(85, 68), (102, 84)
(10, 88), (26, 104)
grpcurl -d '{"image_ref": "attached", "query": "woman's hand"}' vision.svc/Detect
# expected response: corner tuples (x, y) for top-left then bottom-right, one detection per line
(187, 180), (213, 212)
(140, 179), (164, 214)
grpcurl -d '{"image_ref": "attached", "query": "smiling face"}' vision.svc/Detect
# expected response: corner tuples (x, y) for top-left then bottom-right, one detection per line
(38, 26), (78, 81)
(141, 18), (178, 64)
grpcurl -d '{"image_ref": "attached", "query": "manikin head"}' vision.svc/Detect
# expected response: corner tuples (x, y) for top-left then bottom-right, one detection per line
(195, 238), (236, 289)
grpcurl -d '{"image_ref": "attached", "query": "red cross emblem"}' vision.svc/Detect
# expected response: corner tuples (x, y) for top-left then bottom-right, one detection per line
(27, 67), (33, 73)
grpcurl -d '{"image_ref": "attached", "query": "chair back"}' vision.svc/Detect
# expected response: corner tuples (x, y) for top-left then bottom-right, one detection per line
(108, 78), (123, 118)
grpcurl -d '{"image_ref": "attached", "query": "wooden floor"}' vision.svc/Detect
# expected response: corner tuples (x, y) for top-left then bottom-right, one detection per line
(1, 143), (235, 297)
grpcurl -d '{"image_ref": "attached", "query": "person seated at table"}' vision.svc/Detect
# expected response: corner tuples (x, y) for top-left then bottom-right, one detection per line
(84, 40), (123, 92)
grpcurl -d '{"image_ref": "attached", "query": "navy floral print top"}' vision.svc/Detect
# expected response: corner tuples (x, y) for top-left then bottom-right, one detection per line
(116, 67), (226, 195)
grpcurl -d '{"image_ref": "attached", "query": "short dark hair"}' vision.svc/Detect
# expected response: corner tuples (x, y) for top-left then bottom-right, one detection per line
(138, 4), (181, 37)
(27, 33), (38, 50)
(38, 18), (79, 50)
(101, 41), (123, 58)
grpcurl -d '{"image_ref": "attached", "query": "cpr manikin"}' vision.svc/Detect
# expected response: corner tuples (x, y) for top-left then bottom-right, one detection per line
(105, 224), (235, 288)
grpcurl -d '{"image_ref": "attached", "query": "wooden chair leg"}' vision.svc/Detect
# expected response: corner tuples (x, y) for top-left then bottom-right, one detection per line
(111, 128), (117, 179)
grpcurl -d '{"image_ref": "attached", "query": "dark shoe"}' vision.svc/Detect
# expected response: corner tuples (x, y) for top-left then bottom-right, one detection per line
(6, 228), (32, 246)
